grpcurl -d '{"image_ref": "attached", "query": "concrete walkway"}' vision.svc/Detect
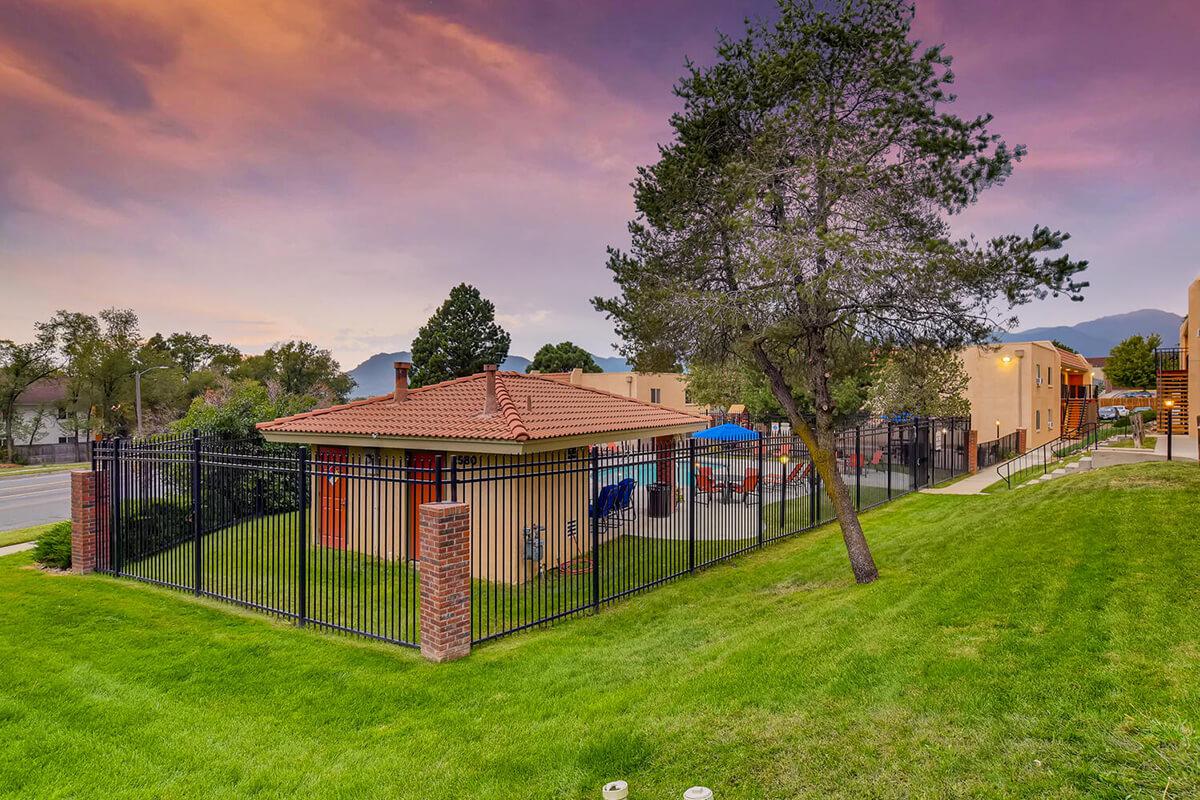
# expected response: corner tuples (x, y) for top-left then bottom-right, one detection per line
(1154, 433), (1198, 462)
(921, 468), (1000, 495)
(0, 541), (35, 557)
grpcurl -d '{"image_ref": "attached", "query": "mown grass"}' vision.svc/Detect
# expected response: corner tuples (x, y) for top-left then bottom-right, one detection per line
(0, 523), (56, 548)
(1, 463), (1197, 798)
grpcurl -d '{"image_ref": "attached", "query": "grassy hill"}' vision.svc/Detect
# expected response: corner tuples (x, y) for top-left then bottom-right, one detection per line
(1, 464), (1196, 798)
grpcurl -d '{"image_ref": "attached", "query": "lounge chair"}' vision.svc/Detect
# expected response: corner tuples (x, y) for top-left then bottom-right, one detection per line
(695, 466), (722, 504)
(733, 468), (760, 504)
(762, 461), (810, 492)
(612, 478), (636, 522)
(589, 484), (618, 528)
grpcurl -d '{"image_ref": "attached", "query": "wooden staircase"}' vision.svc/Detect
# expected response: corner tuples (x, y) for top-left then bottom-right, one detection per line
(1062, 399), (1086, 433)
(1157, 370), (1190, 435)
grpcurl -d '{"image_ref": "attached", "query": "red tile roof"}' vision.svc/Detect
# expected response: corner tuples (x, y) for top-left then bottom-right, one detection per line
(257, 371), (707, 442)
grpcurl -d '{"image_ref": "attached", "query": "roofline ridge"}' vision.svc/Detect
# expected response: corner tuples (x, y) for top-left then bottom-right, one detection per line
(493, 373), (530, 441)
(257, 393), (393, 430)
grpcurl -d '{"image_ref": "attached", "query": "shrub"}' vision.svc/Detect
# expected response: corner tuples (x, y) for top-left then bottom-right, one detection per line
(1113, 416), (1131, 429)
(33, 521), (72, 569)
(122, 499), (192, 560)
(1140, 409), (1157, 423)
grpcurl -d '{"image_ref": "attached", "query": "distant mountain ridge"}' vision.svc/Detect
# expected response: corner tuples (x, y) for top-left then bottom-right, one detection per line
(996, 309), (1183, 357)
(346, 350), (631, 397)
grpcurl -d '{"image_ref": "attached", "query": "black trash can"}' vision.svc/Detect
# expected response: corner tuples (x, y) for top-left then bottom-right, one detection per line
(647, 482), (673, 517)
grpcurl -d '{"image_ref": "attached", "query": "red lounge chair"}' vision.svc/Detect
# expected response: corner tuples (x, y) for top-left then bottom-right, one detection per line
(695, 466), (721, 504)
(733, 468), (760, 504)
(763, 461), (809, 492)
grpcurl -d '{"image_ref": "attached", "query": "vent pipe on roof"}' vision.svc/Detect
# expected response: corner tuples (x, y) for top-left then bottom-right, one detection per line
(393, 361), (411, 403)
(483, 364), (499, 415)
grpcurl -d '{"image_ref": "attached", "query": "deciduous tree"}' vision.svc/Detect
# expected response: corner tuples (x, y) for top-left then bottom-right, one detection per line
(1104, 334), (1160, 390)
(594, 0), (1087, 583)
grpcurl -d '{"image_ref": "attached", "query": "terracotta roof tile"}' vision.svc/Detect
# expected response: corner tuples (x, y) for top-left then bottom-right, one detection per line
(257, 371), (706, 442)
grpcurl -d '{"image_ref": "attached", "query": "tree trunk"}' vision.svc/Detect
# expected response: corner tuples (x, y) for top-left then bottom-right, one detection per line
(3, 408), (14, 463)
(750, 343), (880, 584)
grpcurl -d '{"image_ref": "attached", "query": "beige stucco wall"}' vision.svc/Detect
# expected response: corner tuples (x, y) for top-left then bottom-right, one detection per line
(1186, 276), (1200, 446)
(560, 370), (705, 414)
(960, 341), (1065, 450)
(309, 445), (590, 585)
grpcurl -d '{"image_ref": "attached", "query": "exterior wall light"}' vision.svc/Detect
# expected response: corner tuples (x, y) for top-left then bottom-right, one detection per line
(1001, 355), (1012, 364)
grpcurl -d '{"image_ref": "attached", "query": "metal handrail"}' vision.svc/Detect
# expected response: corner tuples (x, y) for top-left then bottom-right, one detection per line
(1155, 347), (1186, 373)
(994, 422), (1105, 489)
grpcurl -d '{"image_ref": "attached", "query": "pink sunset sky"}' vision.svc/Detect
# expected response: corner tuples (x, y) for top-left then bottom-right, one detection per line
(1, 0), (1197, 368)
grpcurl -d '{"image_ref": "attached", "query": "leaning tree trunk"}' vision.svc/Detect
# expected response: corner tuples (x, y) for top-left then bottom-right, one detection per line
(751, 344), (880, 584)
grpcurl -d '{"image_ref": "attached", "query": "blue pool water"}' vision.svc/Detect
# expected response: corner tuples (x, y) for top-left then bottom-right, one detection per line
(598, 459), (742, 489)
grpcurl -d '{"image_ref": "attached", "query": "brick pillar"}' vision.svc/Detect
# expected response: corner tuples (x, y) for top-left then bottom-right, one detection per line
(967, 429), (979, 474)
(419, 501), (472, 662)
(70, 470), (106, 573)
(1017, 428), (1028, 454)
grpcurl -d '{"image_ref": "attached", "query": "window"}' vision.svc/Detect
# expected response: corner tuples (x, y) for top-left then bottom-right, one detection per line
(58, 436), (68, 444)
(1035, 365), (1042, 386)
(1048, 411), (1054, 430)
(684, 389), (693, 405)
(650, 388), (662, 404)
(1047, 366), (1052, 384)
(1036, 409), (1041, 430)
(57, 408), (68, 420)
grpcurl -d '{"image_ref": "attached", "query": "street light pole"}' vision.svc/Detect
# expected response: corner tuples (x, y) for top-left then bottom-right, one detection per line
(1164, 399), (1175, 461)
(133, 365), (168, 439)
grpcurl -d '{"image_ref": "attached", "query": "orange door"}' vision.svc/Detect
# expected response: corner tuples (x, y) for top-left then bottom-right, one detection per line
(317, 446), (348, 549)
(406, 452), (441, 560)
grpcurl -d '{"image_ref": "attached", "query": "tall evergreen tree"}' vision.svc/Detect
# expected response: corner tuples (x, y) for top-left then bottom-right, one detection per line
(527, 342), (602, 374)
(410, 284), (511, 387)
(594, 0), (1087, 583)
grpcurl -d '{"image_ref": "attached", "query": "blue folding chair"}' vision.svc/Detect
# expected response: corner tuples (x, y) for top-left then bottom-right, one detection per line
(612, 478), (637, 522)
(589, 484), (618, 529)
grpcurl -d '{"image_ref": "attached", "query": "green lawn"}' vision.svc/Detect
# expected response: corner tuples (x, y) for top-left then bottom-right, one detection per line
(0, 523), (57, 548)
(1110, 436), (1157, 449)
(0, 461), (88, 477)
(1, 463), (1197, 798)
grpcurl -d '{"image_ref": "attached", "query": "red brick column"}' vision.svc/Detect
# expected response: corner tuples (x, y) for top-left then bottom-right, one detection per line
(967, 429), (979, 474)
(1017, 428), (1028, 454)
(70, 470), (106, 573)
(419, 501), (472, 662)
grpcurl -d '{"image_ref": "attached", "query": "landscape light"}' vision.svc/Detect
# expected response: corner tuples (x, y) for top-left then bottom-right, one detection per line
(779, 454), (789, 465)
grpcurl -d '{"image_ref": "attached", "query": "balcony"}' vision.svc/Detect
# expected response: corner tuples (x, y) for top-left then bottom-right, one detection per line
(1156, 347), (1186, 373)
(1155, 347), (1189, 435)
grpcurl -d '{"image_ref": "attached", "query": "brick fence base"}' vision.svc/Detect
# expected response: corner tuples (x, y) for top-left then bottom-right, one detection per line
(70, 470), (106, 573)
(967, 429), (979, 473)
(418, 501), (472, 662)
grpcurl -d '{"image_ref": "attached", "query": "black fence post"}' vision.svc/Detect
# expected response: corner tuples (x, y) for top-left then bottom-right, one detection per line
(687, 438), (696, 572)
(590, 448), (601, 609)
(297, 446), (308, 627)
(779, 446), (787, 534)
(855, 425), (862, 509)
(756, 436), (764, 546)
(435, 454), (444, 502)
(911, 418), (919, 491)
(449, 456), (458, 502)
(191, 429), (202, 596)
(809, 448), (819, 524)
(112, 437), (123, 576)
(886, 422), (893, 500)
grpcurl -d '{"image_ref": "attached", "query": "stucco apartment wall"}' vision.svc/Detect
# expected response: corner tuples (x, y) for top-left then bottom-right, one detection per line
(561, 370), (704, 415)
(1186, 277), (1200, 447)
(960, 341), (1062, 450)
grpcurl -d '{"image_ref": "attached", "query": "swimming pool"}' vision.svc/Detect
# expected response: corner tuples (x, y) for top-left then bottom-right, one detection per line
(598, 458), (751, 488)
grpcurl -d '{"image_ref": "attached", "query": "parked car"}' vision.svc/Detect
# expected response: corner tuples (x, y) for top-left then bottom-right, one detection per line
(1098, 406), (1119, 421)
(1112, 405), (1130, 417)
(1131, 406), (1152, 416)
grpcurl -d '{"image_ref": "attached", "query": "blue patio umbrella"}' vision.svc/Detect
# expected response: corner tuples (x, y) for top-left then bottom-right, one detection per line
(692, 423), (760, 441)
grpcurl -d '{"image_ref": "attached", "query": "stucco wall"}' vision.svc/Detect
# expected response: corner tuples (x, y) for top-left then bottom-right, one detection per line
(960, 341), (1062, 450)
(310, 445), (591, 585)
(1187, 276), (1200, 445)
(561, 370), (704, 414)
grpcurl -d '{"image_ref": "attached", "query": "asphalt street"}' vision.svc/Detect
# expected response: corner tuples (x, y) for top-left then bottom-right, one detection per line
(0, 472), (71, 530)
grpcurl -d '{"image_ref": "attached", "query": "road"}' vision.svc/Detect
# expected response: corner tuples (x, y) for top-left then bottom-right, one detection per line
(0, 472), (71, 530)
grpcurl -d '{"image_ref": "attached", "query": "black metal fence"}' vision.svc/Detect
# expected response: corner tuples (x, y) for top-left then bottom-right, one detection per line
(977, 431), (1020, 469)
(93, 417), (969, 648)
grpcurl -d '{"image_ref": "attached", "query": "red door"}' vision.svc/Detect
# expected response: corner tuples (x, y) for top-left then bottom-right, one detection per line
(317, 446), (348, 549)
(407, 452), (441, 559)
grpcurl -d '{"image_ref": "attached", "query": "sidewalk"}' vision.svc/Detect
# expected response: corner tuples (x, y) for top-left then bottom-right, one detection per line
(921, 469), (999, 496)
(0, 541), (35, 557)
(1154, 433), (1198, 462)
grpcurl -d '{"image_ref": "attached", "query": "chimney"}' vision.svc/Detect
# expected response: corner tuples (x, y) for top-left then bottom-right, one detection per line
(393, 361), (411, 403)
(482, 364), (498, 415)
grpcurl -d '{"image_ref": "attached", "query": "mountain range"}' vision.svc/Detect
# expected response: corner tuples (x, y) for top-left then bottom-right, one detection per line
(995, 309), (1183, 357)
(346, 350), (631, 397)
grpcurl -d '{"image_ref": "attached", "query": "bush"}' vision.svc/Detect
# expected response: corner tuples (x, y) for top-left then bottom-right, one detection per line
(1113, 416), (1132, 429)
(122, 499), (192, 560)
(1140, 409), (1157, 423)
(33, 521), (72, 569)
